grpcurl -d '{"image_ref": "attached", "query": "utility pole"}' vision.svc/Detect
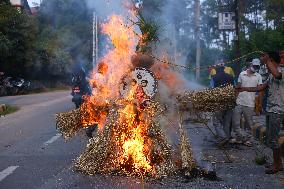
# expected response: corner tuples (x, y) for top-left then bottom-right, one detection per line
(93, 12), (99, 70)
(194, 0), (201, 80)
(235, 0), (241, 75)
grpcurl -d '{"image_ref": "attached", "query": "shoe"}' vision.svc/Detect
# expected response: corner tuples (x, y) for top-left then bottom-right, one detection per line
(85, 127), (93, 138)
(218, 139), (229, 148)
(265, 148), (283, 174)
(265, 165), (283, 174)
(229, 138), (242, 144)
(243, 141), (252, 147)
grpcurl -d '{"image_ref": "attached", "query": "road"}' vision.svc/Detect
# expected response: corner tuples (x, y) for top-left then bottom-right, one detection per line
(0, 92), (284, 189)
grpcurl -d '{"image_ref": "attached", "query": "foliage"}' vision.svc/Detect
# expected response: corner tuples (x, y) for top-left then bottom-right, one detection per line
(135, 12), (160, 53)
(1, 0), (284, 83)
(199, 0), (284, 80)
(35, 0), (92, 80)
(0, 3), (37, 77)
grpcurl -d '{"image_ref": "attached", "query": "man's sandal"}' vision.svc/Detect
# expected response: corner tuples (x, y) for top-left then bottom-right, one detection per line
(265, 165), (283, 174)
(243, 141), (252, 147)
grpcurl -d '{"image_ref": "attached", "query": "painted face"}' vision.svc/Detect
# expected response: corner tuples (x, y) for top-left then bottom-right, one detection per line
(141, 80), (148, 87)
(131, 79), (137, 86)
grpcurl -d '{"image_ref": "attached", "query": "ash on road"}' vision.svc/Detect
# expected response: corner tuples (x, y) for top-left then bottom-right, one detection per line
(0, 92), (283, 189)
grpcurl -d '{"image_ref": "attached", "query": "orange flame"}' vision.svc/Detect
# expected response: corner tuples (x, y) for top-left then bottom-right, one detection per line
(81, 14), (138, 129)
(80, 14), (152, 174)
(117, 87), (152, 173)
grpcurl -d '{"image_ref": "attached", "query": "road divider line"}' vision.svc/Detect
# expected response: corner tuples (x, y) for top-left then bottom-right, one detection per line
(0, 166), (19, 182)
(44, 133), (61, 146)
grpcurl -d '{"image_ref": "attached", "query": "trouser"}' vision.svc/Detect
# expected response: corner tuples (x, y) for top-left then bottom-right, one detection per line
(266, 113), (284, 150)
(213, 109), (233, 140)
(262, 88), (269, 113)
(232, 105), (255, 141)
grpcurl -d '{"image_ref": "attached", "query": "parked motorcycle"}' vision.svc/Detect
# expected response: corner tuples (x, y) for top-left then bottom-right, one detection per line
(0, 76), (30, 96)
(4, 77), (31, 95)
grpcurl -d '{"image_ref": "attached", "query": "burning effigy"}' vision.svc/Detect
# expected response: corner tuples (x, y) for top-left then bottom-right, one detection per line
(56, 4), (236, 179)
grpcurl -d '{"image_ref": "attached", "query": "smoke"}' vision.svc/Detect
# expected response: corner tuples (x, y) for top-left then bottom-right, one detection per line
(83, 0), (209, 168)
(139, 0), (207, 165)
(140, 0), (204, 91)
(85, 0), (128, 18)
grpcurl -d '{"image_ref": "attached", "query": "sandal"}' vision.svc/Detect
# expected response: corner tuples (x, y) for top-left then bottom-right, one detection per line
(265, 165), (283, 174)
(243, 141), (252, 147)
(218, 139), (229, 148)
(229, 138), (242, 144)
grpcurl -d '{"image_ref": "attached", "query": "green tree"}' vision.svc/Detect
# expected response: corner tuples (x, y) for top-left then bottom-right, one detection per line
(0, 2), (37, 77)
(35, 0), (92, 80)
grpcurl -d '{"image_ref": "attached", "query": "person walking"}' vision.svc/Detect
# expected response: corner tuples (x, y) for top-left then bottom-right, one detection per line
(232, 59), (263, 146)
(210, 65), (235, 146)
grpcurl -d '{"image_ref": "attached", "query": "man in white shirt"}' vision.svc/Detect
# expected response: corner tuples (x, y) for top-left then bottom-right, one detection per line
(232, 59), (263, 146)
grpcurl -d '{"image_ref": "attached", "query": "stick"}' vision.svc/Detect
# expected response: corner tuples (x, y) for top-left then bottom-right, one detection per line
(141, 173), (144, 189)
(201, 121), (233, 163)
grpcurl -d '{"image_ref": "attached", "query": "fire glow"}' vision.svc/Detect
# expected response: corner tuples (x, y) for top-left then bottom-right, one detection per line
(80, 14), (138, 129)
(80, 14), (154, 174)
(56, 7), (196, 178)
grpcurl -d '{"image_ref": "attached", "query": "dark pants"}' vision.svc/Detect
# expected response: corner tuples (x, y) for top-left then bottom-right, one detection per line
(262, 88), (269, 113)
(266, 113), (284, 149)
(213, 109), (233, 140)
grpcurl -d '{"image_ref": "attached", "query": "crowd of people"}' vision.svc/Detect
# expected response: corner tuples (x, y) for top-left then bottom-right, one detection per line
(210, 51), (284, 174)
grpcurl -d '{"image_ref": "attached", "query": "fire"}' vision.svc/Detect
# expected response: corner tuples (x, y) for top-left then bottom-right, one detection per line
(80, 14), (153, 174)
(117, 87), (152, 173)
(80, 14), (138, 130)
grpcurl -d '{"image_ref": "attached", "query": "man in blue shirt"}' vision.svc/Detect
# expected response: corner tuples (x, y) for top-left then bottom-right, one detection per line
(211, 65), (235, 146)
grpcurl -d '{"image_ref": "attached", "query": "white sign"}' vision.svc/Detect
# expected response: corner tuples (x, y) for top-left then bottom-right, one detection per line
(218, 12), (236, 30)
(10, 0), (22, 6)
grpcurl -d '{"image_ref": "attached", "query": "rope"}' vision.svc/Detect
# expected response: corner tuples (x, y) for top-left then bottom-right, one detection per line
(147, 50), (265, 71)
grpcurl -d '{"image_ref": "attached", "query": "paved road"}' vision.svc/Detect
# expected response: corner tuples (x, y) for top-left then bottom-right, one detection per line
(0, 92), (284, 189)
(0, 92), (86, 189)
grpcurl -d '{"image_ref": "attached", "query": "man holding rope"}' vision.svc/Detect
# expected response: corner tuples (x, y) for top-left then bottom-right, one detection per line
(232, 59), (263, 146)
(237, 52), (284, 174)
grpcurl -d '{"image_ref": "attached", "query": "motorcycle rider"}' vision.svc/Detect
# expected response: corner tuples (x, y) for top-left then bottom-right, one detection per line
(71, 66), (90, 108)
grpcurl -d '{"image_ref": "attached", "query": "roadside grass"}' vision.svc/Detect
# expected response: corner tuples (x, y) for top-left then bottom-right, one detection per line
(0, 105), (19, 116)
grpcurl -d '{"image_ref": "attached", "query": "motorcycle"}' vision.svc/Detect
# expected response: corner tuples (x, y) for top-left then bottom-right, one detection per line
(2, 77), (30, 95)
(71, 86), (83, 108)
(71, 86), (97, 138)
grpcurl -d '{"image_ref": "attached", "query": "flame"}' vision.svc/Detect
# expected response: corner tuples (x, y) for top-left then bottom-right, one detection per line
(80, 14), (138, 129)
(117, 87), (152, 173)
(79, 14), (152, 174)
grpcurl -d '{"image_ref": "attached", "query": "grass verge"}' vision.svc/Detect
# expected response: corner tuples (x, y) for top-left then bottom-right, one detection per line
(0, 105), (19, 116)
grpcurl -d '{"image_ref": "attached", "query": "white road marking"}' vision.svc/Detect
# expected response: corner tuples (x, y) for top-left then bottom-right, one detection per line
(43, 133), (61, 146)
(0, 166), (19, 182)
